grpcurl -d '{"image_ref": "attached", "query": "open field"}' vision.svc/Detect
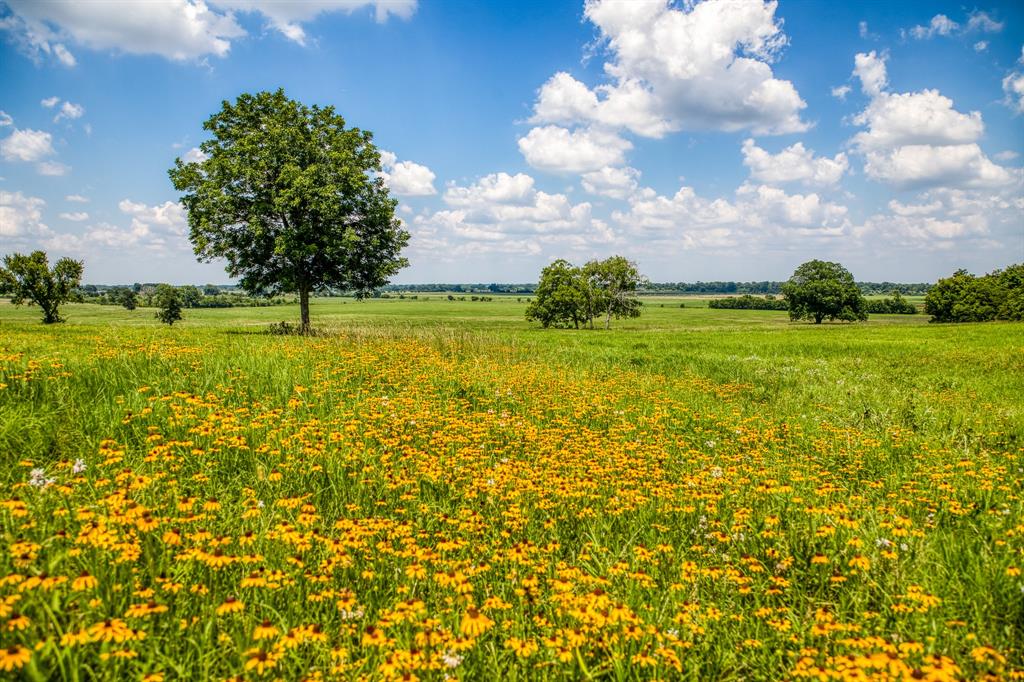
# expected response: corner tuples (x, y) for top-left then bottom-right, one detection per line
(1, 298), (1022, 680)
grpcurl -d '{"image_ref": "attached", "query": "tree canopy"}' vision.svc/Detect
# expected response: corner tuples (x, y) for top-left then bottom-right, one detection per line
(168, 89), (409, 331)
(924, 264), (1023, 322)
(526, 256), (645, 329)
(0, 251), (83, 324)
(782, 260), (867, 324)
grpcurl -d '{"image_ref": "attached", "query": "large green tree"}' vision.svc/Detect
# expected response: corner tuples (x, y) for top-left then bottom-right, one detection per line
(584, 255), (645, 329)
(526, 255), (647, 329)
(782, 259), (867, 324)
(169, 89), (409, 331)
(525, 259), (591, 329)
(0, 251), (83, 324)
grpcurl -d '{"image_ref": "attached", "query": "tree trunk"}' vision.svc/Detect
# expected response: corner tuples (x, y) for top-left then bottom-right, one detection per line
(814, 312), (823, 324)
(299, 287), (311, 333)
(605, 307), (612, 330)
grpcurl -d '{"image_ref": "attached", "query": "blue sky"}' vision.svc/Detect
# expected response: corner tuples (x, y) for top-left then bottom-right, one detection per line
(1, 0), (1022, 285)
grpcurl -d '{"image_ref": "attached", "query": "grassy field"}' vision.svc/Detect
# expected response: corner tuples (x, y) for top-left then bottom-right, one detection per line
(0, 297), (1021, 680)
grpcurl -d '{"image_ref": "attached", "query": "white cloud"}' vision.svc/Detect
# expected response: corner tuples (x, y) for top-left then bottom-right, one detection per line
(909, 15), (959, 39)
(856, 187), (1022, 248)
(1003, 70), (1024, 115)
(3, 0), (245, 62)
(59, 211), (89, 221)
(379, 150), (436, 196)
(50, 199), (190, 253)
(831, 85), (851, 100)
(741, 139), (848, 187)
(974, 41), (988, 52)
(517, 125), (632, 174)
(54, 101), (84, 122)
(65, 194), (89, 203)
(52, 43), (76, 66)
(118, 199), (188, 237)
(851, 89), (983, 151)
(0, 111), (12, 127)
(213, 1), (417, 46)
(863, 144), (1015, 190)
(581, 166), (640, 200)
(0, 128), (55, 162)
(1, 0), (416, 63)
(41, 96), (60, 108)
(444, 172), (536, 206)
(907, 10), (1002, 42)
(182, 146), (209, 163)
(994, 150), (1019, 161)
(527, 0), (807, 140)
(0, 191), (51, 238)
(848, 54), (1013, 191)
(608, 181), (849, 253)
(37, 160), (71, 176)
(408, 170), (614, 259)
(853, 50), (887, 97)
(965, 11), (1003, 34)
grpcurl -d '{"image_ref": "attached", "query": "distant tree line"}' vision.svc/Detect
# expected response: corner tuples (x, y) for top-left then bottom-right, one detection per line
(924, 265), (1023, 322)
(379, 280), (933, 296)
(864, 293), (918, 315)
(708, 295), (788, 311)
(75, 284), (295, 308)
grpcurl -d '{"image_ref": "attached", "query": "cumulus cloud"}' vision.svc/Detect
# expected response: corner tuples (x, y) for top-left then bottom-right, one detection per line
(0, 128), (55, 162)
(526, 0), (807, 143)
(517, 125), (632, 174)
(214, 1), (417, 46)
(59, 211), (89, 221)
(581, 166), (640, 200)
(379, 150), (436, 196)
(1004, 69), (1024, 115)
(851, 89), (983, 151)
(608, 181), (849, 253)
(849, 52), (1013, 190)
(855, 187), (1022, 248)
(909, 14), (959, 39)
(831, 85), (851, 100)
(0, 190), (51, 238)
(37, 161), (71, 176)
(65, 194), (89, 202)
(407, 171), (614, 260)
(54, 101), (85, 122)
(181, 146), (209, 163)
(0, 111), (12, 127)
(965, 11), (1004, 34)
(0, 0), (416, 64)
(853, 50), (888, 97)
(741, 139), (848, 187)
(907, 10), (1002, 41)
(50, 199), (190, 254)
(862, 144), (1015, 190)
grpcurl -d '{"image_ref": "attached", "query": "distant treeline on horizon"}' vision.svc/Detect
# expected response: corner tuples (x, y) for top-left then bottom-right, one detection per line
(77, 281), (934, 296)
(378, 281), (934, 296)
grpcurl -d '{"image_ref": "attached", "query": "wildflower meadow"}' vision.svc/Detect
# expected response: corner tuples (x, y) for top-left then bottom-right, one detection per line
(0, 298), (1021, 680)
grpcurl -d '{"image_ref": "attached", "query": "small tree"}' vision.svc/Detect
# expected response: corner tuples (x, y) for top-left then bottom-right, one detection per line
(169, 89), (409, 332)
(782, 260), (867, 324)
(154, 284), (183, 326)
(585, 255), (645, 329)
(120, 289), (138, 311)
(0, 251), (84, 323)
(526, 260), (590, 328)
